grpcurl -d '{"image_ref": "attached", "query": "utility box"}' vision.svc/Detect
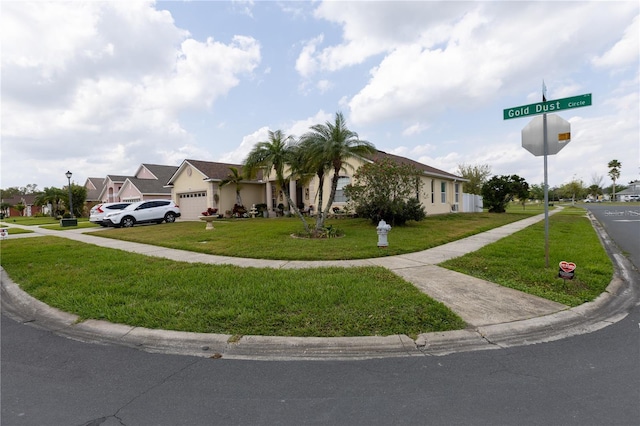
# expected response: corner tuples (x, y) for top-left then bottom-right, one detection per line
(60, 218), (78, 227)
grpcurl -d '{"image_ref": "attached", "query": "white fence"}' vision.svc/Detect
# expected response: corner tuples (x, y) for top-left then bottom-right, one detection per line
(462, 193), (483, 212)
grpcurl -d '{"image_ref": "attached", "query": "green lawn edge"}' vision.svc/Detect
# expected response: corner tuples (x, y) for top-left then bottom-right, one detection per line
(0, 237), (465, 337)
(439, 207), (613, 306)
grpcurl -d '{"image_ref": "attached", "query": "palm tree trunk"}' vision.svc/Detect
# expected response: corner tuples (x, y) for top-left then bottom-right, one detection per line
(318, 170), (340, 230)
(285, 192), (310, 234)
(314, 173), (326, 231)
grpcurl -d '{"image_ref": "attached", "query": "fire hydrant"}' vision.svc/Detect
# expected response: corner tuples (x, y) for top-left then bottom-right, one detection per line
(376, 219), (391, 248)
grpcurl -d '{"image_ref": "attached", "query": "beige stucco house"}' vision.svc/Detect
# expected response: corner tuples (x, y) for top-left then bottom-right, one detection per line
(167, 159), (265, 220)
(168, 151), (466, 221)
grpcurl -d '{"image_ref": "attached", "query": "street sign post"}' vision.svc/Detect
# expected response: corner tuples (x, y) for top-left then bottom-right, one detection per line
(503, 93), (592, 120)
(504, 91), (592, 267)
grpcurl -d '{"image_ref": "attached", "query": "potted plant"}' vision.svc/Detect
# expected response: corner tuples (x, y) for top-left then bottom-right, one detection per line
(199, 208), (218, 230)
(255, 203), (268, 218)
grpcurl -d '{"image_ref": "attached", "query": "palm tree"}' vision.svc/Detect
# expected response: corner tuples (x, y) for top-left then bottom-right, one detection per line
(35, 187), (66, 217)
(608, 159), (621, 201)
(299, 112), (376, 231)
(0, 201), (11, 218)
(219, 166), (244, 207)
(243, 130), (311, 233)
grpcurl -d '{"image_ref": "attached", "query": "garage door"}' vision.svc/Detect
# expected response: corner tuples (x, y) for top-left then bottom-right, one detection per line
(177, 192), (207, 220)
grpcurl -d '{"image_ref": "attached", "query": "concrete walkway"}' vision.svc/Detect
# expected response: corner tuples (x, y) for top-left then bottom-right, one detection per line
(1, 211), (636, 360)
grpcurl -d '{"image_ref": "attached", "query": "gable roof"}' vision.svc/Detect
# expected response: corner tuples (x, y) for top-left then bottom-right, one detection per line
(366, 150), (466, 181)
(168, 159), (263, 184)
(105, 174), (131, 183)
(120, 177), (174, 196)
(85, 177), (105, 201)
(136, 164), (179, 183)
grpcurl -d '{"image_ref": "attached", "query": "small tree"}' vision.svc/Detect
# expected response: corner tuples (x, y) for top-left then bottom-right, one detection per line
(0, 201), (12, 217)
(344, 158), (426, 225)
(482, 174), (529, 213)
(64, 184), (87, 217)
(456, 163), (491, 195)
(15, 202), (26, 216)
(608, 159), (621, 201)
(529, 183), (545, 202)
(219, 166), (244, 207)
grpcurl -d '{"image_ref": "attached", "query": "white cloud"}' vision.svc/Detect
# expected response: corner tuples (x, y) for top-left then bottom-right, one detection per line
(592, 15), (639, 69)
(402, 123), (430, 137)
(285, 110), (333, 137)
(295, 34), (324, 78)
(304, 1), (638, 131)
(316, 79), (332, 93)
(219, 110), (334, 165)
(1, 1), (261, 187)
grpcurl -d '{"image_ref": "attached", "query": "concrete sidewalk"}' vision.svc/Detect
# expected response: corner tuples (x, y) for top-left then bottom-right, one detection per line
(1, 211), (637, 360)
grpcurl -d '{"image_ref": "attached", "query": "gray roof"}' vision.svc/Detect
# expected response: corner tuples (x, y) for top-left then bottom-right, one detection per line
(124, 177), (172, 195)
(366, 150), (465, 181)
(140, 164), (179, 185)
(85, 177), (105, 201)
(183, 160), (264, 182)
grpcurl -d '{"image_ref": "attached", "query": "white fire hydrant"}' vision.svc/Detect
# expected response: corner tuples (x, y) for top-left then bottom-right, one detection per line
(376, 219), (391, 248)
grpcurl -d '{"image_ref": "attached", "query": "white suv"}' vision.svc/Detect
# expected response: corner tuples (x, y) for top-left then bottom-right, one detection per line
(103, 199), (181, 228)
(89, 202), (131, 226)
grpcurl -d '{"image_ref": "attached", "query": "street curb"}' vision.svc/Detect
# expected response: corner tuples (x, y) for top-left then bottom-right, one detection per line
(1, 210), (638, 361)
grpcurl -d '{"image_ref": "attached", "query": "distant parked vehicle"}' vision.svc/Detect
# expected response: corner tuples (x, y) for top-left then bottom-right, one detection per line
(103, 199), (181, 228)
(89, 202), (131, 226)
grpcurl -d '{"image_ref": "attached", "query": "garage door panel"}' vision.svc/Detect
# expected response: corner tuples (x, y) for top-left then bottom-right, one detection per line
(178, 192), (207, 220)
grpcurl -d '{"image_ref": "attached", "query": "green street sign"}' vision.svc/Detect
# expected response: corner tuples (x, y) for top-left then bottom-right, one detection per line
(503, 93), (592, 120)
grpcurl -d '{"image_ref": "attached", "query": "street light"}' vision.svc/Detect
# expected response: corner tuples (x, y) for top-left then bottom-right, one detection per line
(65, 171), (74, 218)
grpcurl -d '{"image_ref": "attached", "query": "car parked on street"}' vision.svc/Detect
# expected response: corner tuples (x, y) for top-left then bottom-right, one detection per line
(103, 199), (180, 228)
(89, 202), (131, 226)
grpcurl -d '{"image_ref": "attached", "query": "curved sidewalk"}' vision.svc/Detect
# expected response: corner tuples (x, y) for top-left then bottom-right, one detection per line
(1, 211), (637, 360)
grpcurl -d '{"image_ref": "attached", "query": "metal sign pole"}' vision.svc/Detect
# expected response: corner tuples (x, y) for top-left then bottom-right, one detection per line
(543, 112), (550, 268)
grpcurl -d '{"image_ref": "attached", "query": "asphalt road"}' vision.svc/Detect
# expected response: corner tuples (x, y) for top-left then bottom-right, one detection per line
(2, 301), (639, 426)
(584, 203), (640, 269)
(2, 205), (639, 425)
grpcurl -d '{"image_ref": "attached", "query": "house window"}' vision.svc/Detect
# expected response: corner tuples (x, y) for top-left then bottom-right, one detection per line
(441, 182), (447, 203)
(334, 176), (350, 203)
(454, 183), (460, 203)
(431, 180), (434, 203)
(271, 185), (277, 208)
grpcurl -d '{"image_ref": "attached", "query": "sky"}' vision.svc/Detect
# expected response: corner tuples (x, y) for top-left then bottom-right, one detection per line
(1, 0), (639, 192)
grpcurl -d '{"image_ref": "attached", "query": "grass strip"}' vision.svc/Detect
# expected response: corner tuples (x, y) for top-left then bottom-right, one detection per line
(0, 237), (465, 337)
(439, 207), (613, 306)
(93, 210), (541, 260)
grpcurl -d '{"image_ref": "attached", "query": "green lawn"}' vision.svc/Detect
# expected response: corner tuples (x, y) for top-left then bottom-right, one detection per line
(0, 237), (464, 337)
(0, 227), (33, 235)
(0, 216), (96, 230)
(0, 205), (614, 336)
(1, 216), (61, 226)
(439, 207), (613, 306)
(93, 210), (541, 260)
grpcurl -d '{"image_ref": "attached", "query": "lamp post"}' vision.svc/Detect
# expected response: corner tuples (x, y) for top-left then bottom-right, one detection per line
(65, 171), (74, 218)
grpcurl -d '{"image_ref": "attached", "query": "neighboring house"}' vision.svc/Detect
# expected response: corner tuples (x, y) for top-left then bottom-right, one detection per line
(615, 180), (640, 201)
(167, 160), (265, 220)
(85, 177), (105, 203)
(0, 194), (44, 217)
(117, 164), (178, 202)
(94, 164), (178, 203)
(97, 174), (130, 203)
(84, 177), (106, 213)
(167, 151), (466, 221)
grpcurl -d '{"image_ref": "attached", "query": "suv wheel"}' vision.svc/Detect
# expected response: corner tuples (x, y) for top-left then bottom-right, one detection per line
(121, 216), (136, 228)
(164, 212), (176, 223)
